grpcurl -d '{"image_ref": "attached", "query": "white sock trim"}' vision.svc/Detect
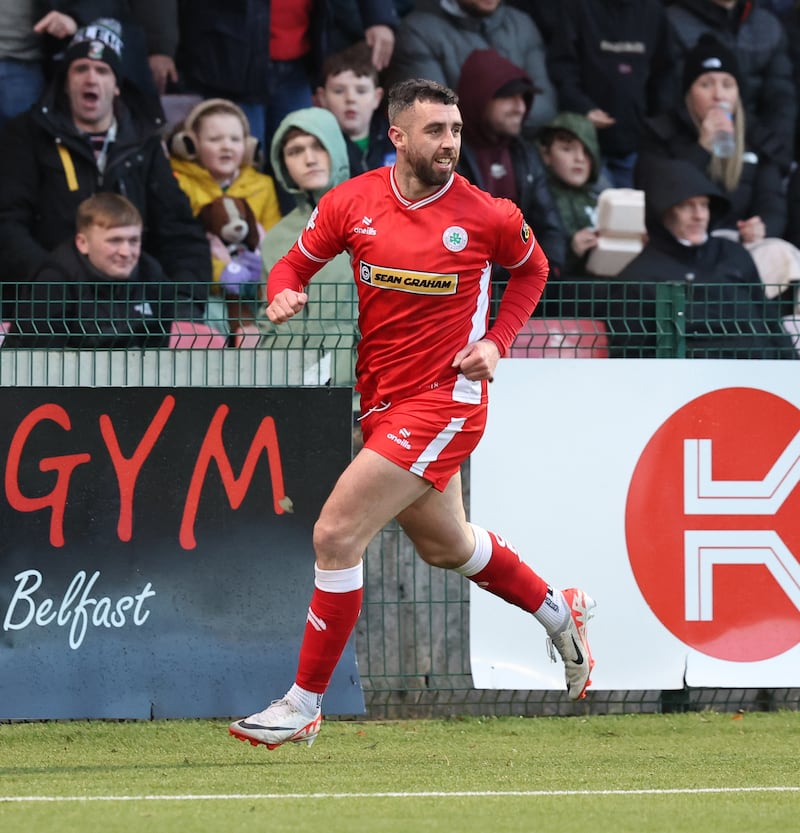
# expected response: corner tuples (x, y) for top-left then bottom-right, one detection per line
(454, 523), (493, 577)
(534, 586), (570, 634)
(314, 561), (363, 593)
(286, 683), (323, 715)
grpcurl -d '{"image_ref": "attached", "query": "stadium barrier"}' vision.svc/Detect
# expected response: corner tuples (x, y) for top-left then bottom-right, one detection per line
(1, 279), (798, 718)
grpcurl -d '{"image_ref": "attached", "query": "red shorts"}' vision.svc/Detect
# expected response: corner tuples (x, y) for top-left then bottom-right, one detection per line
(360, 390), (488, 491)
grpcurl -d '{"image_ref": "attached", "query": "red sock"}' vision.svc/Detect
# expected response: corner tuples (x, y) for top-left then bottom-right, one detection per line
(468, 530), (548, 613)
(295, 585), (363, 693)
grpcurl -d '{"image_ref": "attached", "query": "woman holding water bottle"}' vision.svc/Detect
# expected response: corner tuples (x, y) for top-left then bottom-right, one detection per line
(635, 34), (787, 244)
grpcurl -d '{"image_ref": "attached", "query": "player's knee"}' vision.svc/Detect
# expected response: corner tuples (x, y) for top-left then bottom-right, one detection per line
(312, 517), (360, 569)
(416, 543), (467, 570)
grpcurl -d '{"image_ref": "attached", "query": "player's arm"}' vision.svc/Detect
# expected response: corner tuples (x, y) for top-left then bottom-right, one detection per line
(267, 197), (345, 323)
(485, 217), (550, 356)
(266, 245), (315, 323)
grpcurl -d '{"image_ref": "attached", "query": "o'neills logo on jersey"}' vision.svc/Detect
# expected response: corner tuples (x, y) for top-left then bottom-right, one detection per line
(359, 261), (458, 295)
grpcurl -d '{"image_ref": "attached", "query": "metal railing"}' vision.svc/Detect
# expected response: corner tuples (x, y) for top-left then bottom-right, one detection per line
(1, 278), (798, 716)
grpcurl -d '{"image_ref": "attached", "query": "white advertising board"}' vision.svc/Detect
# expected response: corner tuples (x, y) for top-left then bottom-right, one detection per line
(470, 359), (800, 691)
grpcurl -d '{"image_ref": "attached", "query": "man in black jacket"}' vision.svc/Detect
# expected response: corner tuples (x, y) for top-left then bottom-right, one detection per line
(456, 48), (566, 318)
(8, 192), (178, 349)
(608, 156), (795, 359)
(0, 19), (210, 324)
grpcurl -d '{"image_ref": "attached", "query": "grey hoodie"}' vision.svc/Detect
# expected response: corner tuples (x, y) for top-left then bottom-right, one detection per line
(257, 107), (358, 389)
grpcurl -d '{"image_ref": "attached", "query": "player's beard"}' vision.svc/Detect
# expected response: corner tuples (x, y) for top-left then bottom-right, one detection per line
(408, 147), (458, 188)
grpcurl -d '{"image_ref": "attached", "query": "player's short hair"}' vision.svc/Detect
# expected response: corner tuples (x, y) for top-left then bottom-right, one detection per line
(387, 79), (458, 124)
(76, 192), (142, 231)
(320, 41), (379, 87)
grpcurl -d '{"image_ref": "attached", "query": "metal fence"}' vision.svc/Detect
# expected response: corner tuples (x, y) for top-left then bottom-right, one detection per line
(2, 279), (798, 716)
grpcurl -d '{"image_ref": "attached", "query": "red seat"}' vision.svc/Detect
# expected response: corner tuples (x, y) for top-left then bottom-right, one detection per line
(169, 321), (228, 349)
(510, 319), (609, 358)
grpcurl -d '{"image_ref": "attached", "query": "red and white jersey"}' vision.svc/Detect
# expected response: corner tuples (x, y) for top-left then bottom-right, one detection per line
(269, 167), (549, 410)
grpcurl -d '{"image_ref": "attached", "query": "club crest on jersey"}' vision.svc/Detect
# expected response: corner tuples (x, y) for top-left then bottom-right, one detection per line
(360, 261), (458, 295)
(442, 226), (468, 252)
(520, 221), (531, 244)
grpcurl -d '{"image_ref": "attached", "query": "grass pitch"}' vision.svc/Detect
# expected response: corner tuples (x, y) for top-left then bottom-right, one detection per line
(1, 712), (798, 833)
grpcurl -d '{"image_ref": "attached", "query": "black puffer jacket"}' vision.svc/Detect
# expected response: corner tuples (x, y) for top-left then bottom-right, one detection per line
(0, 75), (210, 321)
(608, 156), (795, 359)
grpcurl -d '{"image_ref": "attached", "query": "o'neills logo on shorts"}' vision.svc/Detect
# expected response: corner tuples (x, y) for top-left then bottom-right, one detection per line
(359, 261), (458, 295)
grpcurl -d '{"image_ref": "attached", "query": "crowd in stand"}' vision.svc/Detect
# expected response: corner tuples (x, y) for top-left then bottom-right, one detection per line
(1, 0), (800, 361)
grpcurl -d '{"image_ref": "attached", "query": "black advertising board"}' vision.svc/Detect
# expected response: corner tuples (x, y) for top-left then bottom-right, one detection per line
(0, 387), (364, 719)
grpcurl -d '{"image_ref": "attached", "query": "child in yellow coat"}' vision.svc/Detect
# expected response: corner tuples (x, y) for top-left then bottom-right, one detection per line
(169, 99), (282, 332)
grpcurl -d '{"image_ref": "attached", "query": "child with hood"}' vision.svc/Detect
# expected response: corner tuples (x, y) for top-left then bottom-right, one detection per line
(256, 107), (358, 391)
(538, 111), (611, 316)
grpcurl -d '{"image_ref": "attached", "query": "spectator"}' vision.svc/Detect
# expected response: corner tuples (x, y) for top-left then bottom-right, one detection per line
(315, 41), (396, 175)
(7, 193), (180, 348)
(666, 0), (796, 170)
(0, 2), (175, 128)
(636, 33), (792, 293)
(537, 112), (612, 318)
(0, 1), (49, 129)
(545, 0), (677, 188)
(256, 107), (358, 390)
(505, 0), (559, 42)
(0, 18), (210, 325)
(455, 49), (566, 302)
(607, 156), (795, 359)
(387, 0), (558, 135)
(637, 34), (787, 241)
(169, 97), (282, 330)
(175, 0), (399, 152)
(778, 2), (800, 160)
(323, 0), (405, 64)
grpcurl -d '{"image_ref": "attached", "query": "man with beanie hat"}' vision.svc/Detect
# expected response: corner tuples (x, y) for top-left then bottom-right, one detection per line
(62, 18), (124, 81)
(666, 0), (795, 169)
(456, 48), (566, 293)
(0, 17), (210, 326)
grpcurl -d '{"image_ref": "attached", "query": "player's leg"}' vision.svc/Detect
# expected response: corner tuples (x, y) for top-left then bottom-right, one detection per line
(230, 447), (433, 748)
(397, 472), (595, 701)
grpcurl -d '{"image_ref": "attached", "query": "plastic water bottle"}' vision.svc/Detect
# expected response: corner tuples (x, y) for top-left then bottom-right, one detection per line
(711, 102), (735, 159)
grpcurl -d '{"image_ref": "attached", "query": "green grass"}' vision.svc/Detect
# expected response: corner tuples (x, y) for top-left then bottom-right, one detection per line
(1, 712), (798, 832)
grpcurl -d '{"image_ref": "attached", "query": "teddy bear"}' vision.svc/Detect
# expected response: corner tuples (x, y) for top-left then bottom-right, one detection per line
(198, 195), (263, 330)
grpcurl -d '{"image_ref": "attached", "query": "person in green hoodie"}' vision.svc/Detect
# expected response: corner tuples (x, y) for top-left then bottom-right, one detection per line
(256, 106), (358, 395)
(537, 111), (611, 317)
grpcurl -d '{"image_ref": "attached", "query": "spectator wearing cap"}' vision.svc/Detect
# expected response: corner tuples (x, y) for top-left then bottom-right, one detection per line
(666, 0), (795, 170)
(636, 33), (787, 246)
(456, 47), (566, 310)
(0, 17), (210, 325)
(545, 0), (677, 189)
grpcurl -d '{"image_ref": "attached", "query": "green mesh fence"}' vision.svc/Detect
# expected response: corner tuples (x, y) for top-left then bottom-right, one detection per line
(1, 279), (798, 716)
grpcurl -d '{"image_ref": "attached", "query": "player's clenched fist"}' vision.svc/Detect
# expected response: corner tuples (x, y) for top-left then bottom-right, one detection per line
(267, 289), (309, 323)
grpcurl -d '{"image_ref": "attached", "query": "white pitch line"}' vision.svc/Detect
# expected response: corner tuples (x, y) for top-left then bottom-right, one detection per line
(2, 787), (799, 803)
